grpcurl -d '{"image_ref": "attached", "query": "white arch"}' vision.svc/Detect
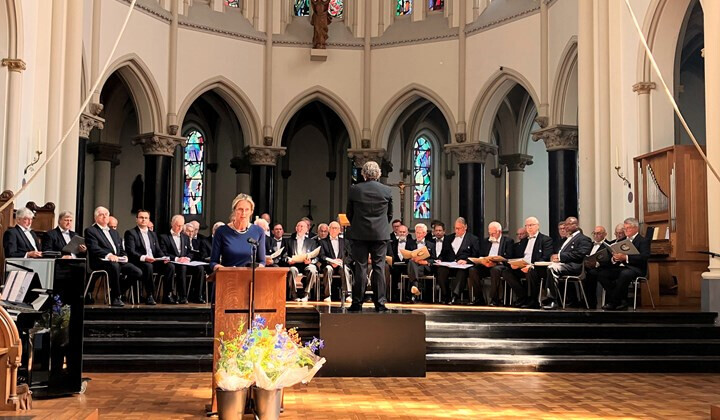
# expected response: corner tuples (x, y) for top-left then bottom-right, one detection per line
(551, 37), (578, 126)
(273, 86), (361, 149)
(372, 83), (457, 151)
(101, 54), (165, 133)
(177, 76), (262, 148)
(468, 68), (540, 144)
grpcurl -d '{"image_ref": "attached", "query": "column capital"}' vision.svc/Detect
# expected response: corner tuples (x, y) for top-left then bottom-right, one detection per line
(230, 156), (251, 174)
(1, 58), (26, 72)
(347, 148), (386, 168)
(632, 82), (657, 94)
(87, 142), (122, 165)
(79, 112), (105, 139)
(499, 153), (534, 172)
(455, 132), (467, 143)
(246, 146), (286, 166)
(444, 142), (497, 164)
(531, 124), (578, 151)
(132, 132), (187, 156)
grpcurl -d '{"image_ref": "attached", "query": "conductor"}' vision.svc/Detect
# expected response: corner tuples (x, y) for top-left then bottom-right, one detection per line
(346, 161), (393, 312)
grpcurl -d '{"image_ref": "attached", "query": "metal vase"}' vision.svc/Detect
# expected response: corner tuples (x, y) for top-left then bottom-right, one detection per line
(253, 387), (282, 420)
(216, 388), (248, 420)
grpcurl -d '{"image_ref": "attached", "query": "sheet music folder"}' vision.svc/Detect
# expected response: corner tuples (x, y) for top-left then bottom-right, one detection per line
(62, 235), (85, 254)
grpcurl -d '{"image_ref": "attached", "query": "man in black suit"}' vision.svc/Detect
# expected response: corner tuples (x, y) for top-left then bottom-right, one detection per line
(435, 217), (480, 305)
(159, 215), (198, 303)
(42, 211), (87, 256)
(3, 207), (43, 259)
(544, 217), (593, 310)
(318, 221), (353, 302)
(597, 217), (651, 311)
(503, 216), (554, 309)
(584, 225), (612, 308)
(468, 221), (515, 306)
(405, 223), (435, 303)
(346, 160), (393, 312)
(124, 210), (175, 305)
(265, 223), (287, 267)
(84, 207), (143, 307)
(285, 219), (320, 301)
(553, 221), (568, 253)
(387, 224), (416, 302)
(201, 222), (224, 263)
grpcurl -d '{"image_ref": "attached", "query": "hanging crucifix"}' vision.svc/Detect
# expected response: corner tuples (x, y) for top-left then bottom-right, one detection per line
(385, 179), (417, 221)
(302, 199), (317, 220)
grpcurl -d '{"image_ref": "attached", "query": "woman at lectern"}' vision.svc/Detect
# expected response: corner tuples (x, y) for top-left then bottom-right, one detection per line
(210, 193), (266, 271)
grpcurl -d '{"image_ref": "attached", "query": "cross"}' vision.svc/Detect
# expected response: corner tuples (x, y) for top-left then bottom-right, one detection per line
(385, 180), (416, 220)
(302, 199), (317, 220)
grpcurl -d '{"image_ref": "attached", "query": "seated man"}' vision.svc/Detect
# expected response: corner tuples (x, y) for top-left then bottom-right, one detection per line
(387, 224), (416, 302)
(544, 217), (593, 310)
(184, 223), (205, 262)
(318, 221), (353, 302)
(608, 223), (626, 244)
(597, 217), (651, 311)
(265, 223), (287, 267)
(468, 221), (515, 306)
(4, 207), (43, 258)
(108, 216), (118, 230)
(160, 215), (202, 303)
(284, 220), (320, 301)
(201, 222), (224, 263)
(502, 216), (554, 309)
(435, 217), (480, 305)
(124, 210), (176, 305)
(406, 223), (436, 303)
(316, 223), (329, 241)
(85, 207), (142, 307)
(584, 225), (611, 309)
(42, 210), (87, 257)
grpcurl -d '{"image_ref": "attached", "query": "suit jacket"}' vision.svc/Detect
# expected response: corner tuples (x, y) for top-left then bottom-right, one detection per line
(389, 236), (417, 263)
(3, 225), (41, 258)
(159, 232), (192, 259)
(266, 236), (288, 265)
(200, 235), (213, 262)
(479, 236), (515, 260)
(414, 237), (437, 260)
(613, 234), (651, 276)
(319, 236), (353, 267)
(512, 232), (554, 263)
(42, 226), (82, 255)
(557, 231), (593, 272)
(285, 236), (320, 265)
(438, 233), (480, 262)
(346, 180), (393, 241)
(84, 224), (126, 268)
(124, 226), (167, 264)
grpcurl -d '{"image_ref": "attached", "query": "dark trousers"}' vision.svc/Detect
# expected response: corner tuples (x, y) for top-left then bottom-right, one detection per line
(468, 265), (506, 303)
(91, 260), (142, 300)
(597, 265), (642, 305)
(134, 260), (175, 299)
(389, 262), (408, 302)
(585, 267), (600, 308)
(179, 265), (205, 301)
(503, 267), (545, 303)
(436, 266), (469, 301)
(407, 260), (433, 301)
(351, 239), (388, 307)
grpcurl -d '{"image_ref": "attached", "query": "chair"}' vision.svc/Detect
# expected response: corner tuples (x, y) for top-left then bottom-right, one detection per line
(558, 265), (589, 309)
(399, 274), (437, 303)
(632, 276), (655, 310)
(84, 266), (111, 305)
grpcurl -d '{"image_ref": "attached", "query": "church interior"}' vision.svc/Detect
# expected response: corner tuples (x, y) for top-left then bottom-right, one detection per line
(1, 0), (720, 418)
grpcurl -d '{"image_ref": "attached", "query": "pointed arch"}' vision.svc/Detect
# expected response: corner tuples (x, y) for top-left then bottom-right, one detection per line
(101, 54), (165, 133)
(551, 37), (578, 126)
(273, 86), (360, 149)
(468, 68), (539, 144)
(636, 0), (693, 82)
(372, 83), (457, 151)
(177, 76), (262, 148)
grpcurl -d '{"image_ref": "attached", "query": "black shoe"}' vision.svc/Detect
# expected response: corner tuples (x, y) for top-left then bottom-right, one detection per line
(163, 295), (178, 305)
(145, 297), (157, 306)
(347, 303), (362, 312)
(111, 298), (124, 307)
(471, 299), (486, 306)
(521, 299), (540, 309)
(542, 301), (559, 310)
(375, 305), (389, 312)
(489, 299), (503, 307)
(602, 303), (616, 310)
(179, 298), (189, 304)
(448, 294), (460, 305)
(614, 302), (629, 311)
(196, 298), (206, 304)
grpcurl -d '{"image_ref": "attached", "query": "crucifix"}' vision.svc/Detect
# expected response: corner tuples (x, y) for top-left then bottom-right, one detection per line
(385, 180), (416, 220)
(302, 199), (317, 220)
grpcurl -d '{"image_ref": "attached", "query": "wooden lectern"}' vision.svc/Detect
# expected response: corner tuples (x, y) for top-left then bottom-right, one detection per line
(210, 267), (288, 410)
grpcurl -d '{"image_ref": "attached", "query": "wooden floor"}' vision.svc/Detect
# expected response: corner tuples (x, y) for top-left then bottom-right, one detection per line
(19, 372), (720, 419)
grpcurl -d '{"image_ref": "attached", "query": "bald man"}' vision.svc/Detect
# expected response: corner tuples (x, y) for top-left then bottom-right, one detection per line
(502, 216), (553, 309)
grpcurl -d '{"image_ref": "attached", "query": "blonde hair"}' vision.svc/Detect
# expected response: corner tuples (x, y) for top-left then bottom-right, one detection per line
(231, 193), (255, 213)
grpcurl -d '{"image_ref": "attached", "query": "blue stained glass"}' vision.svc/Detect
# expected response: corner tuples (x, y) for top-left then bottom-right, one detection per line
(428, 0), (443, 11)
(295, 0), (310, 16)
(397, 0), (413, 16)
(183, 130), (205, 215)
(412, 136), (431, 219)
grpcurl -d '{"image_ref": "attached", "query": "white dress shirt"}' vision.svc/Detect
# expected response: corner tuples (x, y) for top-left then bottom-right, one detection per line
(100, 225), (117, 255)
(590, 242), (603, 255)
(435, 237), (443, 258)
(139, 228), (154, 261)
(330, 237), (340, 258)
(397, 238), (407, 261)
(558, 230), (579, 262)
(451, 235), (464, 255)
(61, 229), (72, 245)
(488, 237), (500, 256)
(20, 226), (38, 251)
(523, 235), (537, 263)
(172, 232), (182, 254)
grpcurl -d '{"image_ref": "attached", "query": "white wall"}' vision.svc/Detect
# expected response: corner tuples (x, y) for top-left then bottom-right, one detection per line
(523, 136), (549, 230)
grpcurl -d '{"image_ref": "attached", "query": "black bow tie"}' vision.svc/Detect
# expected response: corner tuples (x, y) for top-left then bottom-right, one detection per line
(436, 238), (443, 242)
(399, 240), (406, 243)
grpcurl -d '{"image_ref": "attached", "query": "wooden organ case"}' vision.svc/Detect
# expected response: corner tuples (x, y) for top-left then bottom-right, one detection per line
(634, 145), (708, 308)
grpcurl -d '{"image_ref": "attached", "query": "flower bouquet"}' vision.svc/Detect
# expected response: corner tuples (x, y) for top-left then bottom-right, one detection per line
(215, 325), (254, 391)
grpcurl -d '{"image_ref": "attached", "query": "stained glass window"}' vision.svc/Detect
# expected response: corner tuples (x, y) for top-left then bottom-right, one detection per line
(413, 136), (431, 219)
(183, 130), (205, 215)
(329, 0), (344, 18)
(295, 0), (310, 16)
(397, 0), (413, 16)
(225, 0), (240, 7)
(428, 0), (443, 11)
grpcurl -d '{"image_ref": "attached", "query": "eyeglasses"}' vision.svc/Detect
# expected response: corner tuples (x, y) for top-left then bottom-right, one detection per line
(525, 223), (538, 227)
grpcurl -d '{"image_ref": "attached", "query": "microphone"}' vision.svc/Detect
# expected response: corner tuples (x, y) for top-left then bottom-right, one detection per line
(247, 237), (258, 245)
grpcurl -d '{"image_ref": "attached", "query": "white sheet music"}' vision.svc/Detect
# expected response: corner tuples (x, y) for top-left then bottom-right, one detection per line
(1, 271), (18, 300)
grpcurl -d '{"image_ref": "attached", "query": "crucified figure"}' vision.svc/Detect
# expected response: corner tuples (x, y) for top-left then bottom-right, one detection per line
(311, 0), (332, 49)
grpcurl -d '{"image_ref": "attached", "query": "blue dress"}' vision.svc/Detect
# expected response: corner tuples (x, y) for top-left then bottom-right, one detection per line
(210, 224), (266, 270)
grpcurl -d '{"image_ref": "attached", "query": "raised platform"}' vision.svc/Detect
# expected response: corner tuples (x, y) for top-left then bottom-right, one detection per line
(82, 303), (720, 373)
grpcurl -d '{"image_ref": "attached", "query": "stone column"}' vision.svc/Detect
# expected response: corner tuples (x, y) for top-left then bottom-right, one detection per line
(230, 156), (252, 194)
(44, 0), (66, 204)
(499, 154), (533, 234)
(1, 58), (26, 190)
(537, 0), (550, 125)
(445, 143), (497, 236)
(701, 0), (720, 318)
(77, 109), (105, 232)
(577, 0), (596, 232)
(87, 142), (122, 210)
(247, 146), (286, 217)
(348, 149), (386, 169)
(532, 125), (579, 242)
(133, 133), (186, 234)
(633, 82), (656, 155)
